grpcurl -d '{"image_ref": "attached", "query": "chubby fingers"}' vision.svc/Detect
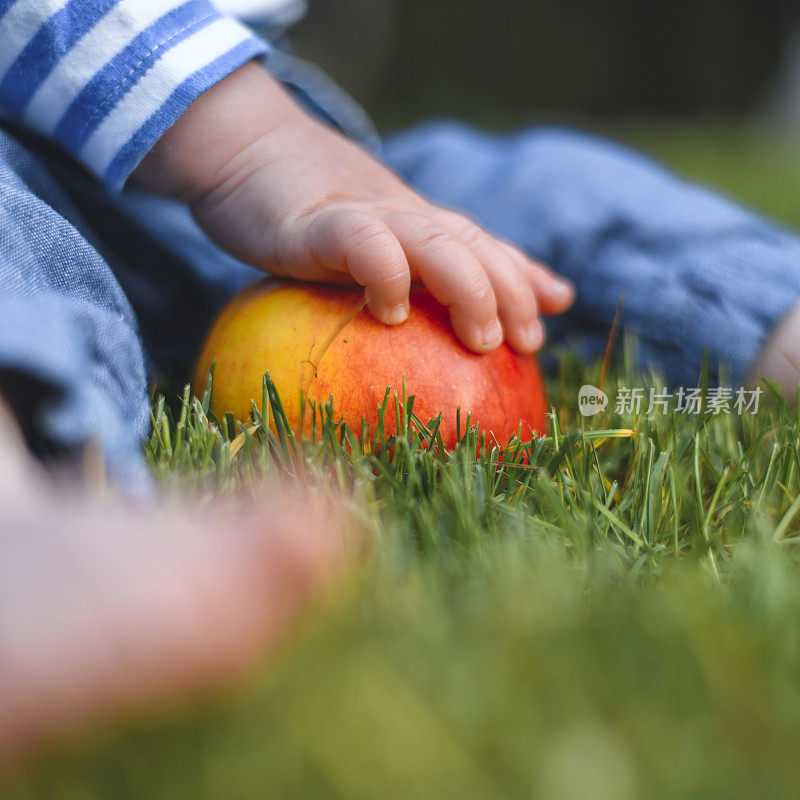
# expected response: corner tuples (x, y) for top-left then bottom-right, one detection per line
(429, 212), (545, 352)
(384, 212), (503, 351)
(300, 208), (504, 352)
(293, 206), (573, 355)
(496, 240), (575, 315)
(298, 209), (412, 324)
(434, 209), (575, 320)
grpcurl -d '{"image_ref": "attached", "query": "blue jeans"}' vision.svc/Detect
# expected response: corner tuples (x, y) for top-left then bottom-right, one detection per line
(2, 55), (800, 485)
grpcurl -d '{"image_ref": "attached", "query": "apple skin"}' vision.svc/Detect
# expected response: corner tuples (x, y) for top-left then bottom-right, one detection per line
(193, 280), (548, 446)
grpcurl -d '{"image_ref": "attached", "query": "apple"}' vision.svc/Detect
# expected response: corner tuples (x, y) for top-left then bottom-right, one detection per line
(193, 280), (548, 446)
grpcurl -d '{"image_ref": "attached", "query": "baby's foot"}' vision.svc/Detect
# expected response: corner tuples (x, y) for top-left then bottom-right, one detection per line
(0, 406), (348, 768)
(133, 62), (574, 354)
(747, 299), (800, 397)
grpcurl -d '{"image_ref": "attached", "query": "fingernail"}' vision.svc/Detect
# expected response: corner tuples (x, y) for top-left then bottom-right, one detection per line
(480, 320), (503, 349)
(385, 303), (408, 325)
(550, 277), (574, 299)
(523, 319), (545, 350)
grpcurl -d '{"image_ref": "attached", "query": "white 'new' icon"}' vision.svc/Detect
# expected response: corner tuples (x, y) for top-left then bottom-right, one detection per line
(578, 384), (608, 416)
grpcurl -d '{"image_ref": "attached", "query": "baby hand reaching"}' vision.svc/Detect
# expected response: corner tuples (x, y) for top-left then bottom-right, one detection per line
(133, 62), (574, 354)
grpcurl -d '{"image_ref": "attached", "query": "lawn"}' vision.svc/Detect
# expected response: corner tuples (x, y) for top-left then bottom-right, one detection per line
(5, 125), (800, 800)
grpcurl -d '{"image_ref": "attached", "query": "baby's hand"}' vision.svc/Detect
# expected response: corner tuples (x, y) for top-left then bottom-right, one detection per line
(133, 63), (573, 353)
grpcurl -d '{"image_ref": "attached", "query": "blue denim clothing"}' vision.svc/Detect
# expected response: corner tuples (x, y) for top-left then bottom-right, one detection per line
(0, 125), (252, 490)
(383, 122), (800, 384)
(2, 54), (800, 484)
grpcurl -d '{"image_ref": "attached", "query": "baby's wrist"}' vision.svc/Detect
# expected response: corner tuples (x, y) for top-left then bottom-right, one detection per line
(131, 61), (305, 202)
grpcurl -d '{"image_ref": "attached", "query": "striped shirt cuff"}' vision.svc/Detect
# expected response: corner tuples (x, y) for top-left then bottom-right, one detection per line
(0, 0), (269, 190)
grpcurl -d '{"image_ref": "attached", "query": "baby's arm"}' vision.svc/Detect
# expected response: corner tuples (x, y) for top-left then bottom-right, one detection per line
(0, 0), (571, 354)
(131, 62), (574, 354)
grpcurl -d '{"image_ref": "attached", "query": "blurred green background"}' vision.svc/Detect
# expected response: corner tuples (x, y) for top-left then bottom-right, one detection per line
(291, 0), (800, 130)
(285, 0), (800, 254)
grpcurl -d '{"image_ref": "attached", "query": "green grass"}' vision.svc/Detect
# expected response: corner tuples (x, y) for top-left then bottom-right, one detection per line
(6, 126), (800, 800)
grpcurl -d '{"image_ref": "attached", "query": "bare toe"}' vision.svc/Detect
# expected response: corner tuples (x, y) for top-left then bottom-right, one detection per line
(0, 486), (351, 767)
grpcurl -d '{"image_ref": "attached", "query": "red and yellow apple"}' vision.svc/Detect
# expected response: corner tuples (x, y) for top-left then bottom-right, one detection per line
(193, 280), (548, 446)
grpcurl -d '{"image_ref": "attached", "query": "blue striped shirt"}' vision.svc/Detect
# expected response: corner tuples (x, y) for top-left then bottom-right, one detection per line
(0, 0), (269, 189)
